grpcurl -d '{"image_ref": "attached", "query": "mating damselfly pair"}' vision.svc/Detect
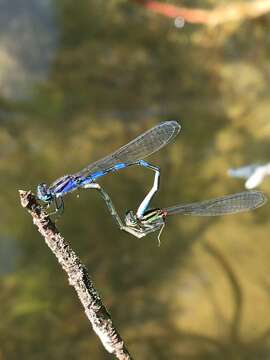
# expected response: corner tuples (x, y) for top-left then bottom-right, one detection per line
(37, 121), (267, 242)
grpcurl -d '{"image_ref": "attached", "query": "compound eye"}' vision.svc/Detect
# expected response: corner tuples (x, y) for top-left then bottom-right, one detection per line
(125, 210), (138, 227)
(37, 183), (52, 203)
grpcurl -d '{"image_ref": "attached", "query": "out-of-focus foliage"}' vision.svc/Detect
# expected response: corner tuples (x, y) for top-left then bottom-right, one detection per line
(1, 0), (270, 359)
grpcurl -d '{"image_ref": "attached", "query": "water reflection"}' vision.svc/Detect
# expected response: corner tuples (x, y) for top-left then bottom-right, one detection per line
(1, 1), (270, 359)
(0, 0), (58, 101)
(0, 235), (20, 274)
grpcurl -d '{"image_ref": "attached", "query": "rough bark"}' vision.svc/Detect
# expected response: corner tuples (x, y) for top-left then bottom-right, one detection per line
(19, 190), (132, 360)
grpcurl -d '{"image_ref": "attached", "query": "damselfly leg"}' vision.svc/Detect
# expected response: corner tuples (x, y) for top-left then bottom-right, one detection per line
(50, 197), (64, 217)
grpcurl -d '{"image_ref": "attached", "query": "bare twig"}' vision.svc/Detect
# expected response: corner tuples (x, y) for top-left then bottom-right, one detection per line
(132, 0), (270, 26)
(19, 190), (132, 360)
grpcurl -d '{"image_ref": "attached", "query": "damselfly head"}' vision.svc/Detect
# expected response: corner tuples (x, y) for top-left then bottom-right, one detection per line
(125, 210), (138, 227)
(37, 183), (53, 203)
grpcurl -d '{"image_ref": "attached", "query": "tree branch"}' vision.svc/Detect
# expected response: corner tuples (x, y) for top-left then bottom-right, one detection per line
(19, 190), (132, 360)
(132, 0), (270, 26)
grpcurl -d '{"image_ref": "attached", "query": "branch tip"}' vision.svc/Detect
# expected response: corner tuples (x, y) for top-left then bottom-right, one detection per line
(19, 190), (33, 208)
(19, 189), (132, 359)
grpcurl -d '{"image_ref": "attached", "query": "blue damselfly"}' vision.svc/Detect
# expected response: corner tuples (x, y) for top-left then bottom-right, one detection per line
(37, 121), (180, 216)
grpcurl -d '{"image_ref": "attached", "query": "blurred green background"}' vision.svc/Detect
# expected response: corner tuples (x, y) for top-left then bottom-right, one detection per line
(1, 0), (270, 359)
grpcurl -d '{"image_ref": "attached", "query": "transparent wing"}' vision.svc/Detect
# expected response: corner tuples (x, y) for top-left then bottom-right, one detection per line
(165, 191), (267, 216)
(75, 121), (180, 177)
